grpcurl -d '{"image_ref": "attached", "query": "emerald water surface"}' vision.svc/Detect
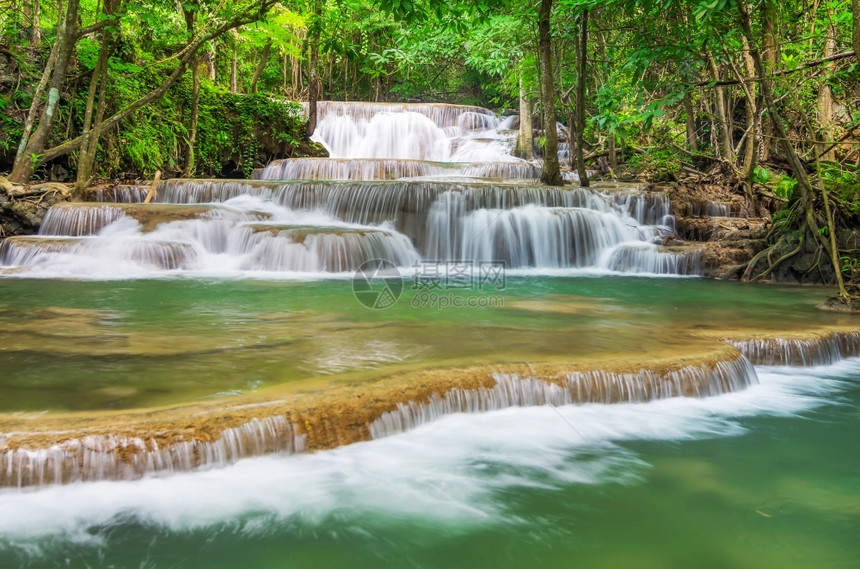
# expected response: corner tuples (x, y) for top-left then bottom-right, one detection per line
(0, 275), (851, 411)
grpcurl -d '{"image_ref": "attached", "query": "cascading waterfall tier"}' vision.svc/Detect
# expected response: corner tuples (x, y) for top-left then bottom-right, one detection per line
(308, 101), (518, 162)
(234, 224), (419, 272)
(368, 355), (758, 439)
(0, 416), (305, 488)
(40, 202), (268, 236)
(5, 179), (699, 276)
(255, 157), (542, 181)
(0, 236), (196, 271)
(726, 330), (860, 366)
(0, 349), (765, 489)
(606, 243), (703, 275)
(4, 327), (860, 488)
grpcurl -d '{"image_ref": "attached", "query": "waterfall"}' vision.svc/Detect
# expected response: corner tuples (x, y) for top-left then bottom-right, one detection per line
(255, 158), (542, 181)
(231, 224), (420, 272)
(456, 206), (637, 268)
(4, 101), (701, 277)
(368, 355), (758, 439)
(0, 416), (306, 488)
(308, 101), (519, 163)
(605, 244), (703, 275)
(726, 331), (860, 366)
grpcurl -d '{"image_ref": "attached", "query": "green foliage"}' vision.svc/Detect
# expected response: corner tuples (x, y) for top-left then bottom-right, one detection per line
(840, 255), (859, 277)
(774, 176), (798, 200)
(818, 164), (860, 219)
(106, 75), (306, 177)
(627, 147), (681, 181)
(753, 166), (772, 185)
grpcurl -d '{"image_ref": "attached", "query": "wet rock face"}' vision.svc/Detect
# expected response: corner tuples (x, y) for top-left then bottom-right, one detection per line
(0, 178), (72, 236)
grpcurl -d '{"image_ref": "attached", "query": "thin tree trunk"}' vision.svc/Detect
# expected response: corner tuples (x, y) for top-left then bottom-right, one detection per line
(817, 32), (835, 161)
(306, 2), (322, 136)
(230, 42), (238, 93)
(75, 3), (117, 194)
(608, 130), (617, 172)
(683, 90), (697, 151)
(182, 7), (199, 177)
(707, 52), (733, 162)
(250, 41), (271, 93)
(538, 0), (562, 186)
(739, 36), (758, 180)
(206, 47), (216, 81)
(288, 50), (290, 95)
(516, 70), (533, 159)
(761, 0), (777, 160)
(184, 57), (201, 176)
(31, 0), (41, 46)
(9, 0), (80, 183)
(816, 158), (850, 301)
(575, 9), (589, 186)
(854, 0), (860, 64)
(14, 24), (61, 169)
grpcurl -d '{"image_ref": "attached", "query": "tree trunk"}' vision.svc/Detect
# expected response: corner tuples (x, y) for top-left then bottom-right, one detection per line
(575, 9), (589, 186)
(250, 41), (271, 94)
(738, 7), (809, 193)
(30, 0), (40, 46)
(9, 0), (80, 183)
(853, 0), (860, 65)
(31, 6), (277, 170)
(760, 0), (778, 160)
(184, 57), (201, 176)
(683, 90), (697, 151)
(608, 130), (617, 172)
(516, 70), (534, 159)
(14, 25), (61, 170)
(538, 0), (562, 186)
(739, 36), (758, 179)
(230, 42), (238, 93)
(206, 47), (216, 81)
(817, 32), (835, 161)
(75, 3), (117, 195)
(306, 2), (322, 136)
(707, 53), (733, 163)
(182, 6), (199, 177)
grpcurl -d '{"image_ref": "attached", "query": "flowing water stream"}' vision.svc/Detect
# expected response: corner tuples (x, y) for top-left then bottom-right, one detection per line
(0, 102), (858, 568)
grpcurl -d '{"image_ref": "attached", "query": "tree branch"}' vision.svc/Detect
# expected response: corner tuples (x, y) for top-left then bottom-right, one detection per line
(694, 50), (855, 88)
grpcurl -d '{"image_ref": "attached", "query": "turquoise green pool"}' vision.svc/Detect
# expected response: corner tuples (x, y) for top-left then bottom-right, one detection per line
(0, 276), (852, 411)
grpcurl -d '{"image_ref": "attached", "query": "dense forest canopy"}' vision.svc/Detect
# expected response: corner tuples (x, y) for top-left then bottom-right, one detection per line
(1, 0), (857, 178)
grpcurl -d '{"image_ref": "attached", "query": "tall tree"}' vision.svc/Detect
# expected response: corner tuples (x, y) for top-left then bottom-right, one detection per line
(574, 8), (589, 186)
(538, 0), (562, 185)
(10, 0), (83, 183)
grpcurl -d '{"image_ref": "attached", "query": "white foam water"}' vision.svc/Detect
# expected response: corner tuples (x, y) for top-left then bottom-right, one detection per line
(0, 358), (854, 552)
(307, 101), (520, 163)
